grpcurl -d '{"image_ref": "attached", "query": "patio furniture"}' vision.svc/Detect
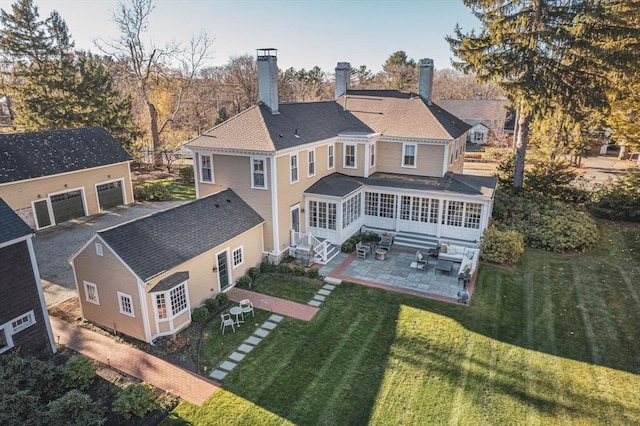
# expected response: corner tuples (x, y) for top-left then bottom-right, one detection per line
(435, 259), (454, 275)
(229, 305), (244, 326)
(379, 233), (393, 252)
(220, 313), (236, 334)
(375, 248), (388, 261)
(416, 250), (429, 270)
(356, 241), (371, 259)
(426, 246), (440, 258)
(240, 299), (254, 319)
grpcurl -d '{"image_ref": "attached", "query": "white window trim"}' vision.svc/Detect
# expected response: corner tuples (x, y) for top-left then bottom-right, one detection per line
(95, 243), (103, 256)
(83, 281), (100, 305)
(11, 310), (36, 333)
(327, 144), (335, 170)
(232, 245), (244, 268)
(199, 153), (214, 183)
(307, 148), (316, 177)
(250, 156), (268, 190)
(370, 142), (376, 167)
(290, 153), (299, 184)
(0, 324), (14, 354)
(117, 291), (135, 318)
(402, 142), (417, 168)
(343, 143), (357, 169)
(152, 282), (189, 322)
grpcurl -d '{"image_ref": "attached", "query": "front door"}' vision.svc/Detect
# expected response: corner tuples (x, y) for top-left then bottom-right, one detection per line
(291, 205), (300, 233)
(217, 251), (230, 291)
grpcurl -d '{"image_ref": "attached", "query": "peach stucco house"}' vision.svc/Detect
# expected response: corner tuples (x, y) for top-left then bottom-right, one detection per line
(70, 189), (263, 343)
(187, 50), (497, 265)
(0, 127), (134, 230)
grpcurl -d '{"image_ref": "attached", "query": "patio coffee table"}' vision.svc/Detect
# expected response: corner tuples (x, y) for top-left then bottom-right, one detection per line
(435, 259), (454, 275)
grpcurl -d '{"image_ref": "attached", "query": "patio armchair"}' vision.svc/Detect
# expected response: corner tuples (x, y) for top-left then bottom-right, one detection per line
(240, 299), (254, 319)
(416, 250), (429, 270)
(356, 241), (371, 259)
(220, 313), (236, 335)
(379, 233), (393, 252)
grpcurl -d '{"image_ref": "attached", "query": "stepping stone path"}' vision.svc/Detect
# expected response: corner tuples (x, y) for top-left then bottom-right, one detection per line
(209, 314), (284, 382)
(306, 279), (341, 308)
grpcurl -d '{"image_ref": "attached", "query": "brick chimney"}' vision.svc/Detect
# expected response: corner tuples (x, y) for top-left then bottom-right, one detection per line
(418, 58), (434, 102)
(257, 48), (279, 114)
(335, 62), (351, 100)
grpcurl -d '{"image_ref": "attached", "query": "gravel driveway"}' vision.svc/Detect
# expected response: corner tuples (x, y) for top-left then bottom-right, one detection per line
(34, 201), (186, 307)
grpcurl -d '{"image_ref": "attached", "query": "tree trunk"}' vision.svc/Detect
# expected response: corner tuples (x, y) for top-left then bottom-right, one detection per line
(512, 107), (520, 149)
(618, 144), (629, 160)
(146, 101), (162, 168)
(513, 103), (530, 189)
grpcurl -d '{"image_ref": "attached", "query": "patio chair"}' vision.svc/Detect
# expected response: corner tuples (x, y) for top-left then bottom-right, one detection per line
(379, 233), (393, 252)
(239, 299), (254, 319)
(356, 241), (371, 259)
(220, 313), (236, 335)
(416, 250), (429, 270)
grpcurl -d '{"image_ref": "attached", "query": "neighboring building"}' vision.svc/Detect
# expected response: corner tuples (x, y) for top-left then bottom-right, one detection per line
(186, 50), (497, 264)
(0, 127), (134, 230)
(438, 98), (511, 145)
(70, 189), (263, 343)
(0, 197), (56, 356)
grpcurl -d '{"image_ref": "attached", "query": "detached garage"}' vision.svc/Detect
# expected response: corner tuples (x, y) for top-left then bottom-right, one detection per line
(0, 127), (134, 230)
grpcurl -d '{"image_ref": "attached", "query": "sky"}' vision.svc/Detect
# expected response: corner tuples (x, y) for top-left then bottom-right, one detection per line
(2, 0), (481, 73)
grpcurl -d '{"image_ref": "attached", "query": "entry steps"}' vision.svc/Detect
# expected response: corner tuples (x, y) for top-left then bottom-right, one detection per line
(361, 226), (479, 251)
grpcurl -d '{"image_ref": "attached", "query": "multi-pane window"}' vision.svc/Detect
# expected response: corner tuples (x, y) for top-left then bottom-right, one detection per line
(328, 203), (336, 230)
(318, 202), (327, 228)
(344, 144), (356, 168)
(156, 294), (167, 319)
(84, 281), (99, 305)
(402, 143), (416, 167)
(308, 150), (315, 177)
(170, 285), (188, 316)
(429, 199), (439, 224)
(400, 196), (411, 220)
(370, 143), (376, 167)
(200, 155), (212, 182)
(464, 203), (483, 229)
(379, 194), (396, 218)
(309, 201), (336, 230)
(309, 201), (318, 228)
(232, 247), (243, 267)
(251, 158), (266, 189)
(328, 144), (334, 169)
(411, 198), (420, 222)
(342, 193), (362, 229)
(11, 311), (35, 333)
(365, 192), (378, 216)
(290, 154), (299, 183)
(445, 201), (464, 227)
(118, 292), (134, 317)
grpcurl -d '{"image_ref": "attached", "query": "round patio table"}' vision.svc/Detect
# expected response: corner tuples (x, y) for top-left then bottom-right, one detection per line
(229, 306), (244, 326)
(375, 248), (388, 261)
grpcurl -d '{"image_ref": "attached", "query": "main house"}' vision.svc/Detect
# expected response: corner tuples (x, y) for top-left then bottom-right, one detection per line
(0, 197), (56, 356)
(0, 127), (134, 230)
(187, 49), (497, 264)
(70, 189), (264, 343)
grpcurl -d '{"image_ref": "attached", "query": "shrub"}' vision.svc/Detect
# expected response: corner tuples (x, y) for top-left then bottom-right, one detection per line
(292, 265), (306, 276)
(483, 147), (511, 162)
(62, 356), (96, 391)
(247, 267), (261, 282)
(179, 166), (194, 183)
(341, 239), (355, 253)
(588, 168), (640, 222)
(278, 262), (292, 274)
(47, 390), (106, 426)
(237, 275), (252, 288)
(191, 306), (209, 323)
(215, 292), (229, 306)
(306, 268), (320, 279)
(260, 261), (275, 273)
(204, 297), (218, 312)
(133, 182), (171, 201)
(112, 383), (157, 420)
(480, 226), (525, 265)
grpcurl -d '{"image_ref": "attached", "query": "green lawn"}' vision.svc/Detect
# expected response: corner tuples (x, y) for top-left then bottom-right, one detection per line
(251, 275), (325, 304)
(147, 178), (195, 201)
(164, 221), (640, 425)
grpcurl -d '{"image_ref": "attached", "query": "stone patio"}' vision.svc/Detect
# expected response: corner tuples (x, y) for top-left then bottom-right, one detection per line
(320, 246), (471, 303)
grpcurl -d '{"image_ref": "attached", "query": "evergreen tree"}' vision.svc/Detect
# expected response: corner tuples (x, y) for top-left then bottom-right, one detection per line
(448, 0), (640, 188)
(382, 50), (417, 91)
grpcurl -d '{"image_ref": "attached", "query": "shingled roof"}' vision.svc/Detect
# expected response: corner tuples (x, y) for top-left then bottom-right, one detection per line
(187, 91), (470, 153)
(97, 189), (263, 282)
(0, 127), (131, 184)
(0, 197), (32, 245)
(438, 99), (510, 130)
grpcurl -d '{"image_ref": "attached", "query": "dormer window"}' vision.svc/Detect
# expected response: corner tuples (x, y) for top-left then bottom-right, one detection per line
(402, 143), (417, 168)
(200, 154), (213, 183)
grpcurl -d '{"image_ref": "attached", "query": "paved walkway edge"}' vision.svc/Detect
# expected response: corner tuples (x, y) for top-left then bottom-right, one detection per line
(51, 317), (219, 405)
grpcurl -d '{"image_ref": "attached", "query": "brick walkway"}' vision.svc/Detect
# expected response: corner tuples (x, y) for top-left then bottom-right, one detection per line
(50, 317), (219, 405)
(227, 288), (319, 321)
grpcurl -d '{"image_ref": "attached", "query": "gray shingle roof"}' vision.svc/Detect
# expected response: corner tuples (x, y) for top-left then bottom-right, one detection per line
(0, 127), (131, 184)
(438, 99), (510, 130)
(187, 91), (471, 153)
(149, 271), (190, 292)
(304, 172), (496, 198)
(98, 189), (264, 282)
(0, 197), (32, 244)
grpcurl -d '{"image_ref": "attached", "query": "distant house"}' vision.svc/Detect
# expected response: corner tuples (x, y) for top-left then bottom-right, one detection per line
(0, 197), (56, 356)
(438, 98), (511, 145)
(0, 127), (134, 230)
(187, 51), (497, 264)
(70, 189), (264, 343)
